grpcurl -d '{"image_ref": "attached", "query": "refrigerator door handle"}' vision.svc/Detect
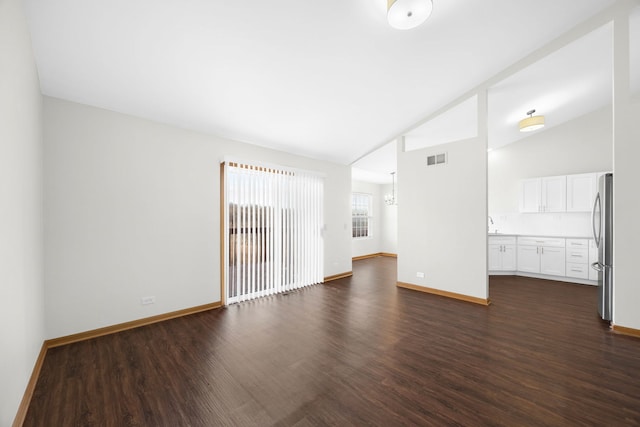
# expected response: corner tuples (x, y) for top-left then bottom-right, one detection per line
(591, 261), (603, 272)
(591, 192), (601, 247)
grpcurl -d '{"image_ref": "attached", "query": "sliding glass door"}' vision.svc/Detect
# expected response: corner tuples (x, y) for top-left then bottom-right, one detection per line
(223, 161), (324, 304)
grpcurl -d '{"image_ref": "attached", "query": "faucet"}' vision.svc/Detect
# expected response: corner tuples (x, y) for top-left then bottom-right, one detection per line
(488, 216), (494, 232)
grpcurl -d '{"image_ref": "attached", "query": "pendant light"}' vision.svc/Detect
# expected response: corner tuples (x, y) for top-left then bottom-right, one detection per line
(384, 172), (397, 206)
(387, 0), (433, 30)
(519, 109), (545, 132)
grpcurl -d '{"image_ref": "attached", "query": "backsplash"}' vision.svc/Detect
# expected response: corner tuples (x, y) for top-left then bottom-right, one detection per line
(489, 212), (592, 237)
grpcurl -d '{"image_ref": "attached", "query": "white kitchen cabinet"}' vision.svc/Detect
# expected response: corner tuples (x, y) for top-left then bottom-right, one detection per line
(488, 245), (502, 270)
(517, 245), (540, 273)
(566, 238), (590, 250)
(565, 238), (598, 281)
(519, 176), (566, 213)
(566, 173), (597, 212)
(488, 236), (516, 271)
(517, 237), (566, 275)
(502, 246), (516, 271)
(519, 179), (541, 213)
(540, 246), (566, 276)
(541, 176), (567, 212)
(566, 263), (590, 279)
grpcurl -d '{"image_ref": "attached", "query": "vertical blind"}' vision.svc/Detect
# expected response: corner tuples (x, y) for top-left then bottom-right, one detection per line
(224, 161), (324, 304)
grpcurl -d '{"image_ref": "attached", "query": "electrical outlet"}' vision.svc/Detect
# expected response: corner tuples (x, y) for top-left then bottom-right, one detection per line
(141, 296), (155, 305)
(416, 272), (425, 278)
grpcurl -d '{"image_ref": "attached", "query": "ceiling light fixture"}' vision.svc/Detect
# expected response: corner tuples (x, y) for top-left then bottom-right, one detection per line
(385, 172), (397, 206)
(387, 0), (433, 30)
(519, 109), (545, 132)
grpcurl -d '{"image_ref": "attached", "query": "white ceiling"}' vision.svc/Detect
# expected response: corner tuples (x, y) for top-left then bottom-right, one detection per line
(353, 13), (633, 182)
(25, 0), (616, 168)
(404, 95), (478, 152)
(488, 22), (613, 150)
(352, 139), (397, 184)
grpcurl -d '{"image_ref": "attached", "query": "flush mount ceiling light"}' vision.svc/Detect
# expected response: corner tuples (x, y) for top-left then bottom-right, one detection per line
(519, 109), (545, 132)
(387, 0), (433, 30)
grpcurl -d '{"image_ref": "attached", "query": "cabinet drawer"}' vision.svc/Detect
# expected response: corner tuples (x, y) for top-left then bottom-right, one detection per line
(566, 238), (589, 249)
(518, 237), (565, 247)
(566, 248), (588, 263)
(488, 236), (516, 245)
(566, 262), (589, 279)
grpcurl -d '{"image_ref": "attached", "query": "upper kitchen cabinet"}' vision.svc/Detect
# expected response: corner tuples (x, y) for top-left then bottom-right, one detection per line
(566, 173), (597, 212)
(519, 178), (541, 212)
(519, 176), (566, 213)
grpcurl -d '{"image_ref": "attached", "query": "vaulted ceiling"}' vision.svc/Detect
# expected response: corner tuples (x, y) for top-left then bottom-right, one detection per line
(24, 0), (616, 166)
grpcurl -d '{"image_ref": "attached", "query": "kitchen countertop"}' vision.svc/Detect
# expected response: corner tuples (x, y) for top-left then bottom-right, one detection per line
(487, 233), (593, 239)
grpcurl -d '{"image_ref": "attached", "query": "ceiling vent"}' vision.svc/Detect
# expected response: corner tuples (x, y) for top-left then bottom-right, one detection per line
(427, 152), (447, 166)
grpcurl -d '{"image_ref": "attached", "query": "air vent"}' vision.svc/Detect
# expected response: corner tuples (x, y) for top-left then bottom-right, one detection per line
(427, 152), (447, 166)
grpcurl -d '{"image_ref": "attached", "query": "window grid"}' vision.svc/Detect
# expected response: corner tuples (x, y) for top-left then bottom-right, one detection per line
(352, 193), (372, 238)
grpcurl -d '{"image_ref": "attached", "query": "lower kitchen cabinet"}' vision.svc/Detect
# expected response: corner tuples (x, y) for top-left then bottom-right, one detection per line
(540, 246), (566, 276)
(566, 238), (590, 279)
(489, 234), (596, 285)
(488, 236), (516, 271)
(566, 262), (590, 279)
(516, 245), (539, 273)
(517, 237), (566, 276)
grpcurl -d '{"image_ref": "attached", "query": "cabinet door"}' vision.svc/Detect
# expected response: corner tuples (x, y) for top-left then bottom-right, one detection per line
(566, 248), (588, 264)
(566, 263), (589, 279)
(540, 247), (566, 276)
(566, 173), (596, 212)
(488, 245), (502, 271)
(519, 179), (541, 213)
(517, 245), (540, 273)
(502, 245), (517, 270)
(566, 238), (589, 249)
(541, 176), (567, 212)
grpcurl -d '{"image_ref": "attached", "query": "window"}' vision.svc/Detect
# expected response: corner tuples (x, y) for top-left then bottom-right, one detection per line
(352, 193), (372, 238)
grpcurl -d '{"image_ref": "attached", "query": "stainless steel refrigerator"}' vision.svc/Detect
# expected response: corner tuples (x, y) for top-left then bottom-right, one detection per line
(591, 173), (613, 321)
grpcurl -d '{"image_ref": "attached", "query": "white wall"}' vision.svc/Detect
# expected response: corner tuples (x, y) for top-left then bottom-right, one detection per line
(612, 7), (640, 330)
(488, 106), (613, 236)
(0, 0), (45, 424)
(397, 137), (487, 300)
(380, 183), (398, 254)
(350, 181), (398, 257)
(614, 100), (640, 330)
(44, 97), (352, 339)
(351, 181), (382, 257)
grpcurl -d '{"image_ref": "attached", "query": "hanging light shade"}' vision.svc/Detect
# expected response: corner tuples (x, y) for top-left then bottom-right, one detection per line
(387, 0), (433, 30)
(385, 172), (397, 205)
(519, 109), (545, 132)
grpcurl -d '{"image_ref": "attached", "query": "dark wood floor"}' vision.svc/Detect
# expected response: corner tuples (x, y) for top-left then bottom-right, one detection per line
(25, 257), (640, 426)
